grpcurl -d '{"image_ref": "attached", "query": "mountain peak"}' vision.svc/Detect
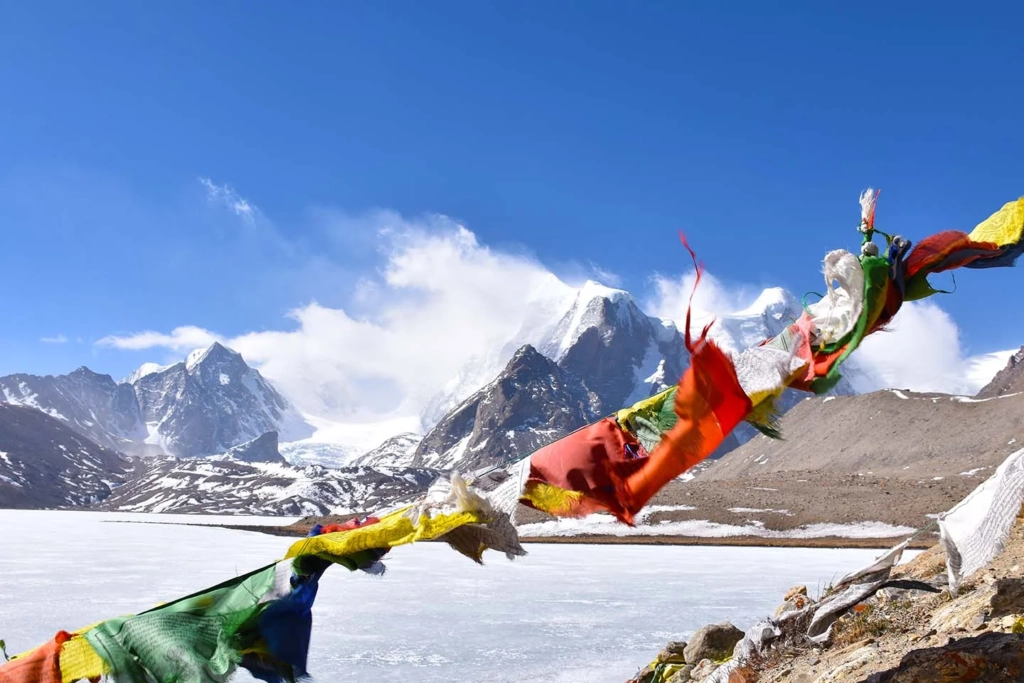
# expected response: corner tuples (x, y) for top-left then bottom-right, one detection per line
(185, 342), (242, 371)
(508, 343), (547, 365)
(577, 280), (630, 305)
(69, 366), (108, 380)
(542, 281), (644, 361)
(735, 287), (799, 318)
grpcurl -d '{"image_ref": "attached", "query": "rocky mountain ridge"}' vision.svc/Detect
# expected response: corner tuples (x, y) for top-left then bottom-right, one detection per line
(0, 366), (148, 453)
(0, 342), (313, 460)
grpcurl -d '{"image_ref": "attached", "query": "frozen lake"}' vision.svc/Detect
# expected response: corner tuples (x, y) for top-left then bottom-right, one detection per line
(0, 510), (912, 682)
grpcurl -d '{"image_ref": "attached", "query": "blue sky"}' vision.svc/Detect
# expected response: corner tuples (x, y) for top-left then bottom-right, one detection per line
(2, 1), (1023, 396)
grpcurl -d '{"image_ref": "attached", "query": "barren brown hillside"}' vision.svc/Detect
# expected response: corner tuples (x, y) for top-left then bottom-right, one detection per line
(640, 382), (1024, 537)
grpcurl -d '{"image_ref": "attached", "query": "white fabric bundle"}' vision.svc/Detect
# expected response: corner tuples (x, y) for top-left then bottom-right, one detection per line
(938, 446), (1024, 594)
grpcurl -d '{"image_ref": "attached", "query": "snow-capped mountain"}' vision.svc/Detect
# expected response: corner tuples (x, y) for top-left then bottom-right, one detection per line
(0, 343), (314, 460)
(0, 367), (148, 453)
(542, 282), (691, 415)
(405, 282), (844, 473)
(132, 342), (313, 457)
(0, 403), (134, 508)
(413, 345), (594, 470)
(99, 458), (438, 516)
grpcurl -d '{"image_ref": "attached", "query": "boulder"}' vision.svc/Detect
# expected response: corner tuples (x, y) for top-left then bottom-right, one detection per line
(688, 658), (718, 681)
(665, 664), (694, 682)
(990, 577), (1024, 617)
(776, 585), (811, 615)
(785, 585), (808, 600)
(656, 641), (688, 664)
(684, 623), (744, 665)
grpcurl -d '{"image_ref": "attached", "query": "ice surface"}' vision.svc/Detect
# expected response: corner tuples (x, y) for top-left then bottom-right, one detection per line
(0, 510), (919, 683)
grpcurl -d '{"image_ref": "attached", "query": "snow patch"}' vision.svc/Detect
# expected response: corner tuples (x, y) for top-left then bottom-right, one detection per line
(728, 507), (792, 515)
(518, 515), (915, 539)
(960, 467), (989, 477)
(125, 362), (173, 384)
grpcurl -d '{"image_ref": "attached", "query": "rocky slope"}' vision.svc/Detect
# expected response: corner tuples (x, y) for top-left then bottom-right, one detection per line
(628, 515), (1024, 682)
(700, 388), (1024, 481)
(223, 431), (286, 464)
(0, 403), (134, 508)
(977, 345), (1024, 399)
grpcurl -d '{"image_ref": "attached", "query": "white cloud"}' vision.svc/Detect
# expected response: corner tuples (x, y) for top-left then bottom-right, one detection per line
(645, 270), (758, 324)
(99, 214), (575, 426)
(198, 177), (257, 225)
(98, 326), (223, 352)
(846, 301), (1013, 395)
(40, 334), (68, 344)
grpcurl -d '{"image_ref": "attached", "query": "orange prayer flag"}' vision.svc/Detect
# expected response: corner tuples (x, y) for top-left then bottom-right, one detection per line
(0, 632), (72, 683)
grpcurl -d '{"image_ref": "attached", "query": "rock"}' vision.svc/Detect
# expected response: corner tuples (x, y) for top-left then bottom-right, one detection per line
(629, 652), (689, 683)
(930, 584), (998, 633)
(970, 611), (989, 630)
(726, 667), (758, 682)
(775, 594), (811, 616)
(865, 632), (1024, 682)
(816, 643), (878, 682)
(665, 664), (694, 682)
(657, 641), (688, 664)
(684, 623), (745, 665)
(688, 659), (718, 681)
(990, 577), (1024, 617)
(785, 585), (808, 601)
(626, 662), (659, 683)
(775, 585), (811, 615)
